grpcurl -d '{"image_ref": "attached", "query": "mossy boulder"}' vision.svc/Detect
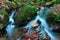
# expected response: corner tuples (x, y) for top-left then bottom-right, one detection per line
(47, 13), (60, 32)
(5, 1), (17, 9)
(47, 4), (60, 25)
(0, 9), (9, 29)
(15, 6), (38, 27)
(47, 13), (60, 25)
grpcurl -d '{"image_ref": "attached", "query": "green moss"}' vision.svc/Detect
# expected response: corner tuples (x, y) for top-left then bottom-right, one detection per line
(0, 9), (8, 15)
(56, 0), (60, 4)
(0, 9), (9, 27)
(5, 1), (17, 9)
(47, 13), (60, 25)
(52, 0), (60, 4)
(15, 6), (38, 26)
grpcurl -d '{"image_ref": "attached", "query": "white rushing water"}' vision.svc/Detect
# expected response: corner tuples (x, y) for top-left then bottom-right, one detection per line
(6, 10), (16, 37)
(5, 6), (57, 40)
(24, 6), (57, 40)
(38, 7), (56, 40)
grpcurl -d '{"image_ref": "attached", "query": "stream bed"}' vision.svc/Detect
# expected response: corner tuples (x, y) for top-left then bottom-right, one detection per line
(5, 6), (60, 40)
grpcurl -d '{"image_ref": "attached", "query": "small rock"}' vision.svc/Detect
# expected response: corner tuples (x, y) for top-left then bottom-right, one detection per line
(31, 23), (39, 28)
(0, 24), (3, 29)
(31, 20), (41, 28)
(0, 15), (4, 21)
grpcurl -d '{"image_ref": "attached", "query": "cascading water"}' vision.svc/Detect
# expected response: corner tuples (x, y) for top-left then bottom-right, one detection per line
(37, 6), (56, 40)
(6, 10), (16, 37)
(24, 6), (57, 40)
(5, 6), (57, 40)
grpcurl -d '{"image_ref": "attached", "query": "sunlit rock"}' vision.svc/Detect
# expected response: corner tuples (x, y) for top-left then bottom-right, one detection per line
(0, 2), (9, 10)
(31, 23), (39, 28)
(45, 1), (54, 7)
(31, 20), (41, 28)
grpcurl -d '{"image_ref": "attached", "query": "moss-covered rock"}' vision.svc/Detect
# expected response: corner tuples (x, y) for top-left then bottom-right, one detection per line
(0, 9), (9, 29)
(47, 4), (60, 25)
(4, 1), (18, 13)
(47, 12), (60, 32)
(15, 6), (38, 27)
(0, 9), (9, 37)
(47, 13), (60, 25)
(5, 1), (17, 9)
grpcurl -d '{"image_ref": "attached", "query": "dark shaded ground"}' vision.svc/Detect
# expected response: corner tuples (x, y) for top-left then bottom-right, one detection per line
(54, 33), (60, 40)
(0, 28), (60, 40)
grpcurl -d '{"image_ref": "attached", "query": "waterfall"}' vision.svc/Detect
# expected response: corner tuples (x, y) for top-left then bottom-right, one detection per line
(6, 10), (16, 37)
(5, 6), (57, 40)
(38, 6), (55, 39)
(24, 6), (57, 40)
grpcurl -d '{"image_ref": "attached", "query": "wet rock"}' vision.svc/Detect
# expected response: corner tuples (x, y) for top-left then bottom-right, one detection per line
(23, 31), (40, 40)
(50, 25), (60, 33)
(19, 28), (28, 34)
(44, 35), (51, 40)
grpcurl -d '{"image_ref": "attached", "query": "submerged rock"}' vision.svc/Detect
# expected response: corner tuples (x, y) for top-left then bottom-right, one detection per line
(23, 31), (40, 40)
